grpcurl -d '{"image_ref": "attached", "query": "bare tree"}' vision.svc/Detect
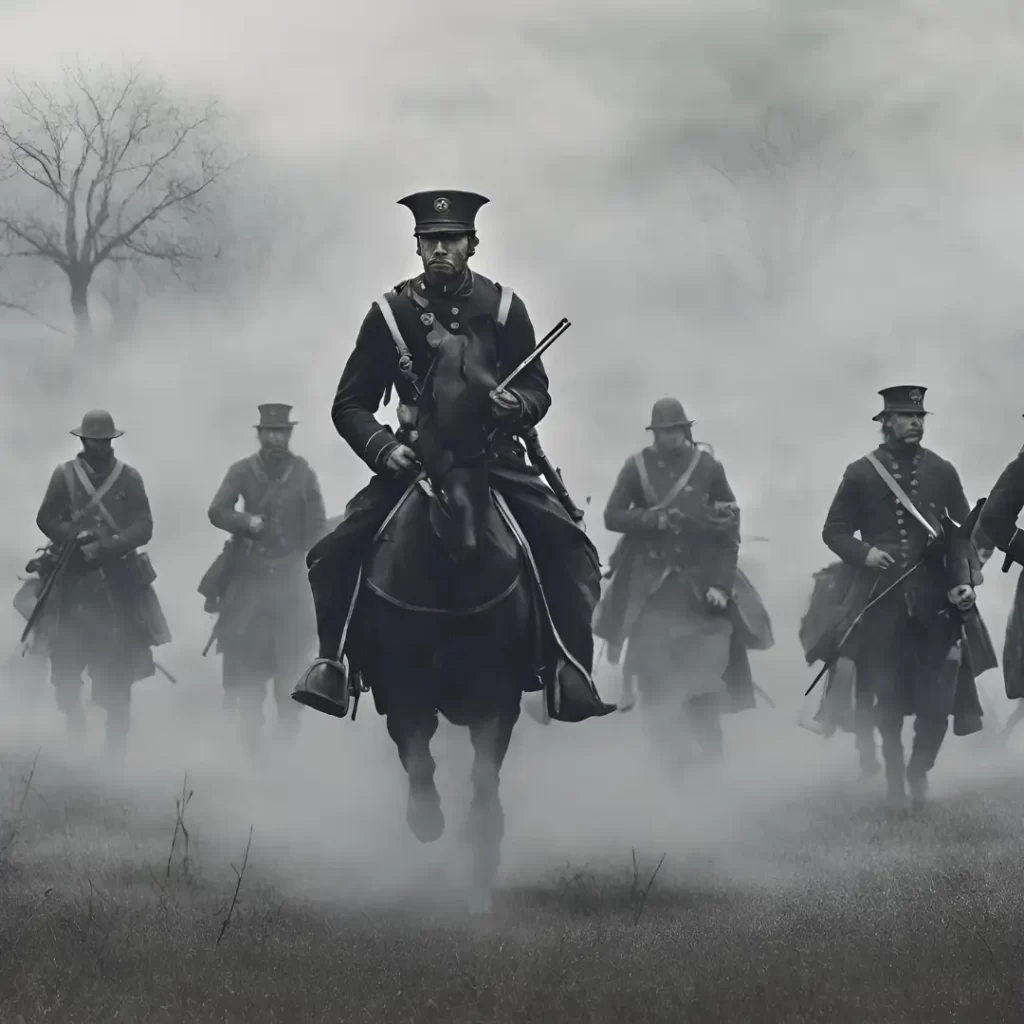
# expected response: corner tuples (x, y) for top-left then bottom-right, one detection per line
(0, 62), (231, 346)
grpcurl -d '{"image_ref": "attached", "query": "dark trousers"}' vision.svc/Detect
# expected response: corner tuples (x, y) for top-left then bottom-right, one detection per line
(221, 642), (303, 743)
(853, 602), (957, 791)
(49, 646), (132, 750)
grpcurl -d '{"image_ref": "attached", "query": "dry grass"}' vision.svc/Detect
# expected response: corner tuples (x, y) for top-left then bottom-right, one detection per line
(3, 752), (1024, 1023)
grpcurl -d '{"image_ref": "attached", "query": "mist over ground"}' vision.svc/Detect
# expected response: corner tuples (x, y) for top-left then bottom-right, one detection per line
(2, 5), (1024, 1013)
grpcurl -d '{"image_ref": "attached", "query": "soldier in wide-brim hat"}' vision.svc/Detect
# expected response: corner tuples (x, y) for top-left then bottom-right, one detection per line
(30, 409), (170, 756)
(593, 398), (774, 762)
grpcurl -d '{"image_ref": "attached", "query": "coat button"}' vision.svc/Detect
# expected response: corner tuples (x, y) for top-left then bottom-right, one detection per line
(451, 322), (460, 329)
(451, 307), (459, 314)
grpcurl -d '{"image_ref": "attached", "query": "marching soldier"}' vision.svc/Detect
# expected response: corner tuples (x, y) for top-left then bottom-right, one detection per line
(818, 385), (995, 809)
(301, 190), (612, 721)
(593, 398), (773, 763)
(202, 404), (327, 755)
(31, 409), (170, 757)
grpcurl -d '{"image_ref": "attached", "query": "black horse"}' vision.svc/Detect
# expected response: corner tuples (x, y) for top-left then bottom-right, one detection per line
(319, 325), (546, 912)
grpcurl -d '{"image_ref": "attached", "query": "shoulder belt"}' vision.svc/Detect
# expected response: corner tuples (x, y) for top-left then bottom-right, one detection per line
(497, 284), (514, 327)
(374, 293), (422, 396)
(64, 459), (126, 534)
(374, 284), (515, 396)
(864, 451), (938, 539)
(632, 447), (703, 509)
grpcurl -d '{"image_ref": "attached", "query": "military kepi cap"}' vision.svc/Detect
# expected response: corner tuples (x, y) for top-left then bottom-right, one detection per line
(646, 398), (695, 430)
(872, 385), (930, 422)
(255, 403), (298, 429)
(397, 190), (489, 236)
(71, 409), (123, 440)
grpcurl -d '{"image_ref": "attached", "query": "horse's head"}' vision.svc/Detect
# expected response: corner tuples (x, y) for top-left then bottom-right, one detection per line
(415, 321), (500, 563)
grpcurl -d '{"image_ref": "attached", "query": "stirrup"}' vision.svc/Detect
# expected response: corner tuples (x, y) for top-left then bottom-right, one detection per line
(291, 658), (353, 718)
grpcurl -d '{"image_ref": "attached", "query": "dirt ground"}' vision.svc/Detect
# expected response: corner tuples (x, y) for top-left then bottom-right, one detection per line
(3, 706), (1024, 1024)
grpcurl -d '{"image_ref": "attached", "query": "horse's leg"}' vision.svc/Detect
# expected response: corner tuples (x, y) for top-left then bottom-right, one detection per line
(465, 702), (520, 914)
(386, 706), (444, 842)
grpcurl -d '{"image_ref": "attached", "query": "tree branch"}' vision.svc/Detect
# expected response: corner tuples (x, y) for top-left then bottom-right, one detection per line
(0, 298), (70, 335)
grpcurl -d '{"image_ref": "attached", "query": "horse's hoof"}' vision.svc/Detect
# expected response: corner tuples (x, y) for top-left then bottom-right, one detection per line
(407, 784), (445, 843)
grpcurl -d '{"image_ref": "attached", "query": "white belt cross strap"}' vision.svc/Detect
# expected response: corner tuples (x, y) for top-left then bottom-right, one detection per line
(633, 447), (703, 510)
(864, 451), (938, 539)
(63, 459), (125, 534)
(374, 283), (517, 397)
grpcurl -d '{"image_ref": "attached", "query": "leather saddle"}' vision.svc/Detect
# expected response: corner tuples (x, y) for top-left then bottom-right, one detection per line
(364, 481), (526, 615)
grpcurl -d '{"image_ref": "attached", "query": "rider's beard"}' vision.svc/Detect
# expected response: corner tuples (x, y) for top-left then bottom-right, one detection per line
(424, 257), (464, 290)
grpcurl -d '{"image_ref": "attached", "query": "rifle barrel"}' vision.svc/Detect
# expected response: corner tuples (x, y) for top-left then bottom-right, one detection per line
(494, 318), (570, 393)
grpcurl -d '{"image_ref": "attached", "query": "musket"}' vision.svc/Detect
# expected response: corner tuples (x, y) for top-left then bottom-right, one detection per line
(19, 536), (77, 650)
(804, 559), (923, 696)
(490, 317), (585, 523)
(521, 426), (585, 523)
(493, 318), (571, 393)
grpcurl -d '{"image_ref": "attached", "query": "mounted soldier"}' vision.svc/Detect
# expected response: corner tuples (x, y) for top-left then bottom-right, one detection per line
(200, 403), (326, 755)
(25, 410), (170, 757)
(294, 190), (613, 913)
(809, 385), (996, 809)
(593, 398), (773, 764)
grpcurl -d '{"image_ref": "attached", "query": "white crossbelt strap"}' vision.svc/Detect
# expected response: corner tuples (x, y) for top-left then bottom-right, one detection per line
(633, 447), (703, 509)
(497, 284), (514, 327)
(374, 293), (422, 394)
(864, 451), (938, 539)
(64, 460), (125, 533)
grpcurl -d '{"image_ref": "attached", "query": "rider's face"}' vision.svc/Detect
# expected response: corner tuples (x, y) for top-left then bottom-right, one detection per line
(418, 233), (471, 285)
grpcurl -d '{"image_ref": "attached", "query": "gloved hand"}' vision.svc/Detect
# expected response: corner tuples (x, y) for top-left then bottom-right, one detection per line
(490, 389), (523, 421)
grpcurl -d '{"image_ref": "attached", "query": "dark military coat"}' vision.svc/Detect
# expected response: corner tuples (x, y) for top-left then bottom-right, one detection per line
(979, 445), (1024, 698)
(35, 453), (166, 683)
(594, 444), (771, 712)
(823, 443), (971, 577)
(979, 446), (1024, 566)
(818, 440), (992, 730)
(207, 451), (326, 664)
(331, 269), (548, 470)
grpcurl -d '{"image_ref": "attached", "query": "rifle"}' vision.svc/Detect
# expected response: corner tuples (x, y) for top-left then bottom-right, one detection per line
(19, 535), (78, 650)
(491, 318), (586, 523)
